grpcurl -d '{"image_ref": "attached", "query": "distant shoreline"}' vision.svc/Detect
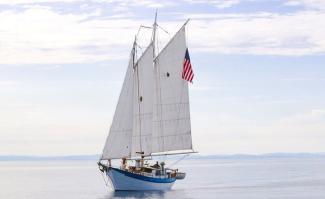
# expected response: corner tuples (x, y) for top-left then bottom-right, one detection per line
(1, 153), (324, 161)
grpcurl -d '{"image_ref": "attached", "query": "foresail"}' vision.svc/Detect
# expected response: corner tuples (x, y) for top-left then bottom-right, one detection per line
(101, 49), (134, 160)
(132, 43), (154, 157)
(152, 27), (193, 154)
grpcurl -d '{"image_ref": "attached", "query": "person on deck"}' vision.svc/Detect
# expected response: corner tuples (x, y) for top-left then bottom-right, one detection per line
(152, 161), (160, 169)
(121, 158), (127, 170)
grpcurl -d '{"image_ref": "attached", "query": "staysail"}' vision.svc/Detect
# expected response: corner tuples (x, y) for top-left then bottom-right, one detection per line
(132, 43), (154, 157)
(101, 46), (135, 160)
(151, 26), (193, 154)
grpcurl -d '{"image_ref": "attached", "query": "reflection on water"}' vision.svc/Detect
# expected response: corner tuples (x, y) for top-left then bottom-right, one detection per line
(102, 189), (191, 199)
(105, 190), (166, 199)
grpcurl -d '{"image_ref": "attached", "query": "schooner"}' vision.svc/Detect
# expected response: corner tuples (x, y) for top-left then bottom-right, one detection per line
(98, 14), (196, 191)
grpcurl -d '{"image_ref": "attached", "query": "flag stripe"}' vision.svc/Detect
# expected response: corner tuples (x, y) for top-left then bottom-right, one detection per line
(190, 73), (194, 82)
(182, 48), (194, 83)
(184, 61), (190, 76)
(184, 66), (191, 81)
(184, 62), (191, 78)
(186, 70), (193, 81)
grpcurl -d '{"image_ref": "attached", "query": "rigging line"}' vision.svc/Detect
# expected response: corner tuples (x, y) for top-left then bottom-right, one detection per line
(157, 24), (170, 36)
(154, 19), (190, 61)
(99, 168), (110, 187)
(166, 154), (189, 168)
(156, 23), (171, 54)
(136, 25), (153, 39)
(136, 24), (153, 59)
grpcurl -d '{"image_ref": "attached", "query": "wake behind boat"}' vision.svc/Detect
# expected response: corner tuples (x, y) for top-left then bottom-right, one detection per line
(98, 13), (196, 191)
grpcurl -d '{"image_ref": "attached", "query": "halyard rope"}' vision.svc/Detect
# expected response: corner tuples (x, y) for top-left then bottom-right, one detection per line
(166, 154), (189, 168)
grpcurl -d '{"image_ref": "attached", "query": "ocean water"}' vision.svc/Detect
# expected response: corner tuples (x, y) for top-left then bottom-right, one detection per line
(0, 157), (324, 199)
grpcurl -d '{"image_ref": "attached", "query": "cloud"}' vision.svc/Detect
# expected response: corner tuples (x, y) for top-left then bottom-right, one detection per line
(127, 0), (176, 8)
(0, 0), (76, 4)
(0, 0), (176, 8)
(285, 0), (325, 10)
(0, 6), (153, 64)
(186, 11), (325, 56)
(1, 0), (325, 64)
(184, 0), (241, 9)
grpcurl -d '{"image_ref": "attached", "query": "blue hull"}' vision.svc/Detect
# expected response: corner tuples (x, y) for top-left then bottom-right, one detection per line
(106, 167), (176, 191)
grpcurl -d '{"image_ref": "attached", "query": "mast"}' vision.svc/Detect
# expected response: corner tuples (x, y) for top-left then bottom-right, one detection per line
(133, 12), (157, 157)
(151, 10), (165, 155)
(134, 36), (143, 155)
(132, 36), (136, 68)
(132, 35), (155, 158)
(152, 10), (158, 58)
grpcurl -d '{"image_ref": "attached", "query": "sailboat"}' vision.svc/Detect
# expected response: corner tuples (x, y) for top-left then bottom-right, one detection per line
(98, 14), (196, 191)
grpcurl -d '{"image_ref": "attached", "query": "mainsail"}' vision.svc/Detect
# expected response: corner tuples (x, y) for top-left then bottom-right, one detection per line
(101, 21), (193, 160)
(152, 26), (192, 154)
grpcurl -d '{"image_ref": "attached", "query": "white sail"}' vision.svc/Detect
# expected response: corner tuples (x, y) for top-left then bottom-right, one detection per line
(102, 22), (193, 160)
(151, 27), (193, 154)
(132, 43), (154, 157)
(101, 47), (135, 159)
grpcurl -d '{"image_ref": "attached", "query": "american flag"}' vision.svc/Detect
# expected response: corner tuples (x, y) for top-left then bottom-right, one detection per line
(182, 48), (194, 83)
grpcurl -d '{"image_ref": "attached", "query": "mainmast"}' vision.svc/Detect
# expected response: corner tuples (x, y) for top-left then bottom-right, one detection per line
(132, 36), (137, 68)
(152, 11), (158, 58)
(134, 35), (143, 155)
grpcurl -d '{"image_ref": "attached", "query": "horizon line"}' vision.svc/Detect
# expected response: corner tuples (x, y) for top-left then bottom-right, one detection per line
(1, 152), (324, 161)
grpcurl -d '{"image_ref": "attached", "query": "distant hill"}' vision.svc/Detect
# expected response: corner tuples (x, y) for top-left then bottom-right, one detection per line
(0, 153), (324, 161)
(187, 152), (325, 160)
(0, 155), (100, 161)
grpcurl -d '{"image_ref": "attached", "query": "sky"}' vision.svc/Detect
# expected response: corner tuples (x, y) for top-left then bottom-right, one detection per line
(0, 0), (325, 156)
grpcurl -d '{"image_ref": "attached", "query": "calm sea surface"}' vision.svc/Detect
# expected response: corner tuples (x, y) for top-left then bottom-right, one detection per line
(0, 157), (324, 199)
